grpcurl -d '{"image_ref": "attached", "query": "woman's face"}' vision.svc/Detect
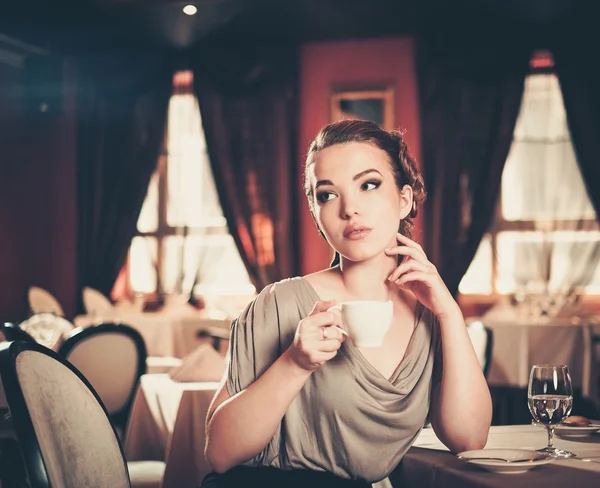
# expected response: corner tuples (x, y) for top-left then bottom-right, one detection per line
(307, 141), (413, 264)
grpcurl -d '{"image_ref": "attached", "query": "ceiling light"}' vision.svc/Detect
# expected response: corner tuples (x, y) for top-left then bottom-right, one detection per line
(183, 5), (197, 16)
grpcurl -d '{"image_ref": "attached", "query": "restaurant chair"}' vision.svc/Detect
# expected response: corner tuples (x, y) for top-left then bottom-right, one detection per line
(83, 287), (116, 318)
(27, 286), (64, 317)
(58, 323), (147, 437)
(0, 323), (31, 488)
(0, 340), (164, 488)
(466, 320), (494, 378)
(0, 322), (36, 344)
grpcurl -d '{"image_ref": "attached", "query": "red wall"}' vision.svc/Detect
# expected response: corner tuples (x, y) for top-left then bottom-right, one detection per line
(0, 60), (78, 321)
(298, 37), (422, 275)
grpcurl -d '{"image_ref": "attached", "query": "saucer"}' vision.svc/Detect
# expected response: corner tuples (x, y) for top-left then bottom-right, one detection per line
(554, 423), (600, 438)
(457, 449), (554, 474)
(532, 420), (600, 438)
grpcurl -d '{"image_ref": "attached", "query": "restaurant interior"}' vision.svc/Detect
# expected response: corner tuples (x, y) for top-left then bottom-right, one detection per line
(0, 0), (599, 486)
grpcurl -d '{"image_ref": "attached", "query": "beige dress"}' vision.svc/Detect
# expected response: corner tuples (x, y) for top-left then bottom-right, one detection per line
(226, 277), (442, 482)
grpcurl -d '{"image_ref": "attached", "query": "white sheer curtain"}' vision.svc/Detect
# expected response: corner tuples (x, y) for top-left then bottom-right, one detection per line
(498, 74), (600, 313)
(132, 74), (254, 302)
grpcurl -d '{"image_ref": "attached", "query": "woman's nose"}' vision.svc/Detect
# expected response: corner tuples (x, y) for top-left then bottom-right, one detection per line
(340, 195), (360, 219)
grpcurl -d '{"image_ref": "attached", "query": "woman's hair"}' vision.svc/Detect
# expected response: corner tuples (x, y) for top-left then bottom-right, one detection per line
(304, 120), (427, 251)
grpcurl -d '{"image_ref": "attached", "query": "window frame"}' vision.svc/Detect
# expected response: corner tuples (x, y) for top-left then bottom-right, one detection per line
(459, 53), (600, 304)
(127, 71), (246, 298)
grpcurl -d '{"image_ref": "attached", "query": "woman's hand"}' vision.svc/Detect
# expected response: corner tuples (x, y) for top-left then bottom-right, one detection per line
(287, 299), (346, 372)
(385, 233), (458, 319)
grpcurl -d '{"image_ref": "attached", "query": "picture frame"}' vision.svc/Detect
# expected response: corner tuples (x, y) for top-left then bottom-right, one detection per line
(329, 83), (395, 129)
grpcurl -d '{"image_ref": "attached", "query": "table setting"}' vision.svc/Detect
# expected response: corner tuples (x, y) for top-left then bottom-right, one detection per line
(399, 363), (600, 487)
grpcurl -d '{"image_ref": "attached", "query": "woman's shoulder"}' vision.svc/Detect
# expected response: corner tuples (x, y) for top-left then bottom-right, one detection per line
(263, 276), (313, 297)
(248, 276), (321, 312)
(233, 277), (319, 335)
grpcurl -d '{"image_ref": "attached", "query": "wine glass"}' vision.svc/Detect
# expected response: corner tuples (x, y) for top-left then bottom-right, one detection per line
(527, 364), (575, 458)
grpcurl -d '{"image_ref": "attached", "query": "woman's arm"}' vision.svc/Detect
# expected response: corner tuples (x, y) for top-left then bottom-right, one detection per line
(429, 305), (492, 453)
(385, 233), (492, 452)
(204, 299), (346, 473)
(205, 349), (312, 473)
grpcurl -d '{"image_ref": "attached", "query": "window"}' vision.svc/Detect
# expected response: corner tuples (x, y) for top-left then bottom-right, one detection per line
(128, 71), (255, 302)
(460, 58), (600, 299)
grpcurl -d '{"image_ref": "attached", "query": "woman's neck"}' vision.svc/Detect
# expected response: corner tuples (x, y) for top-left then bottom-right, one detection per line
(338, 253), (398, 301)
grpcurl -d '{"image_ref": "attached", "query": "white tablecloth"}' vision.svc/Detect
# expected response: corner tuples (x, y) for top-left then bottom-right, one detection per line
(75, 312), (231, 358)
(398, 424), (600, 487)
(484, 318), (597, 404)
(124, 374), (219, 488)
(146, 356), (183, 375)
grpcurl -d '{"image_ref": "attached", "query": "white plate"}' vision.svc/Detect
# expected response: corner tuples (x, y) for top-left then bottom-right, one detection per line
(457, 449), (554, 474)
(532, 420), (600, 438)
(554, 423), (600, 438)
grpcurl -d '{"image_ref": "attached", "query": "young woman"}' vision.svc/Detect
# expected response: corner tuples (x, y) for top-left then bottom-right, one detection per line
(202, 120), (492, 487)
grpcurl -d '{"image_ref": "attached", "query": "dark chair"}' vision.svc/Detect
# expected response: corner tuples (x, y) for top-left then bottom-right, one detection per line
(0, 322), (35, 344)
(482, 326), (494, 379)
(0, 322), (35, 487)
(58, 323), (147, 436)
(466, 320), (494, 379)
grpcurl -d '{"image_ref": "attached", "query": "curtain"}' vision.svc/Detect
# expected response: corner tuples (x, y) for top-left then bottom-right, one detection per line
(552, 10), (600, 217)
(191, 44), (299, 291)
(496, 75), (600, 311)
(417, 6), (532, 296)
(76, 52), (173, 310)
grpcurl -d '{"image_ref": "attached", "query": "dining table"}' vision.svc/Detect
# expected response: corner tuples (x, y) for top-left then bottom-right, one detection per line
(396, 423), (600, 487)
(124, 374), (220, 488)
(479, 314), (600, 426)
(74, 311), (231, 358)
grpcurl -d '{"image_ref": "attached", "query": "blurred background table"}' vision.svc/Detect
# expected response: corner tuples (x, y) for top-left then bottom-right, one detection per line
(486, 319), (595, 395)
(124, 374), (220, 488)
(482, 317), (599, 424)
(75, 311), (231, 358)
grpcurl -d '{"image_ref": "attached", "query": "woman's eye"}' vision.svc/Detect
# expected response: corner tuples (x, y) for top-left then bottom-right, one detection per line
(316, 191), (336, 203)
(361, 180), (381, 191)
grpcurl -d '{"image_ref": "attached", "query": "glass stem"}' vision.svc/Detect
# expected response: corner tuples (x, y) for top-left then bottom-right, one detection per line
(547, 427), (554, 449)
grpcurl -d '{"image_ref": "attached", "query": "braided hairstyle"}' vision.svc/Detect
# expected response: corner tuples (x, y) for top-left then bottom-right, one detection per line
(304, 119), (426, 266)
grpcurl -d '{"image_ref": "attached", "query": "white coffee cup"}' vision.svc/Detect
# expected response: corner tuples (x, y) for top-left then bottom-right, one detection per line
(328, 300), (393, 347)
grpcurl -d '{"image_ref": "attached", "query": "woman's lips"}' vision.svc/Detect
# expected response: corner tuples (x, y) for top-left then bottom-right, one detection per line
(343, 226), (372, 240)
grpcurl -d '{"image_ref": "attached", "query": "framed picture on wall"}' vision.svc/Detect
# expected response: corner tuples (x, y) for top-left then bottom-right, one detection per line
(329, 83), (395, 129)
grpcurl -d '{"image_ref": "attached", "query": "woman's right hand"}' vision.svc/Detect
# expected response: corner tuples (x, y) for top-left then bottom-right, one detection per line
(286, 299), (346, 372)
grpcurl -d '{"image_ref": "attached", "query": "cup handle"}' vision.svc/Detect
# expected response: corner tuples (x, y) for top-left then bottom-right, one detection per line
(332, 325), (349, 337)
(326, 305), (349, 337)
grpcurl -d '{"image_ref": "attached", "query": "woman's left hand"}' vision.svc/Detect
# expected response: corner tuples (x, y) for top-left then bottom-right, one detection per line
(385, 233), (458, 318)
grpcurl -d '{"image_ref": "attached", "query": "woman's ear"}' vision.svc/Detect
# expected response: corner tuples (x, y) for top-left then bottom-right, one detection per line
(398, 185), (414, 220)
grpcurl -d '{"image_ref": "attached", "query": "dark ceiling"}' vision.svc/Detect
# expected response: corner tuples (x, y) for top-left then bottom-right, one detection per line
(0, 0), (595, 56)
(0, 0), (417, 54)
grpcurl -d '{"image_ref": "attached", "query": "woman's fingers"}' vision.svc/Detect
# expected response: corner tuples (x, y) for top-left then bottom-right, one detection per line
(306, 312), (339, 328)
(320, 325), (345, 342)
(395, 232), (426, 253)
(320, 338), (344, 353)
(386, 233), (428, 260)
(293, 299), (347, 371)
(385, 245), (428, 263)
(388, 259), (431, 283)
(396, 271), (431, 287)
(309, 299), (337, 316)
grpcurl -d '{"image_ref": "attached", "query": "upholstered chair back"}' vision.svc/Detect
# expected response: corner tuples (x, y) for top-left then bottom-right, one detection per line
(58, 323), (147, 433)
(0, 341), (130, 488)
